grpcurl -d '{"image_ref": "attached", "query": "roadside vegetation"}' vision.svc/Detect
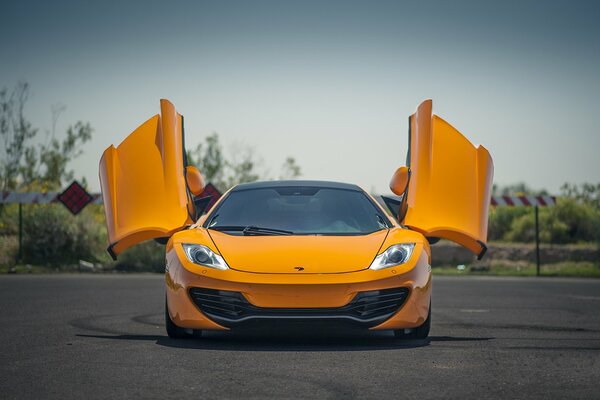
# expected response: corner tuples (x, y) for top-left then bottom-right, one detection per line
(488, 182), (600, 247)
(433, 260), (600, 278)
(0, 81), (598, 276)
(0, 81), (300, 272)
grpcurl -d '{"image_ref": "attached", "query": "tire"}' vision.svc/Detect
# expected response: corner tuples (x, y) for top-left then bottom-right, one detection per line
(165, 298), (189, 339)
(395, 302), (431, 339)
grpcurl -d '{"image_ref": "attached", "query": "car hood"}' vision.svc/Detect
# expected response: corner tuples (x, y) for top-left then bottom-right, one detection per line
(207, 229), (389, 274)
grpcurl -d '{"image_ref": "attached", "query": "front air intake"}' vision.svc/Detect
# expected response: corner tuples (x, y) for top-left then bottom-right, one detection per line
(188, 287), (410, 327)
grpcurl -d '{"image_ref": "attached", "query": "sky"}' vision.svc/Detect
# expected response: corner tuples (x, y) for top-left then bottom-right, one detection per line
(1, 0), (599, 194)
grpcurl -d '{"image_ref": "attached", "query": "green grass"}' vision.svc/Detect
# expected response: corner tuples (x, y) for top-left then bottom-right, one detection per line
(0, 264), (83, 274)
(4, 262), (599, 277)
(433, 261), (600, 278)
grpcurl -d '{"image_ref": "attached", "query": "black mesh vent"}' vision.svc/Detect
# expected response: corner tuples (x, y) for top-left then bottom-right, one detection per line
(188, 287), (409, 327)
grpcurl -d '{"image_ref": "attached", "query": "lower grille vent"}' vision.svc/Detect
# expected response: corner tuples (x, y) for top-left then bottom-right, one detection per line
(188, 287), (409, 327)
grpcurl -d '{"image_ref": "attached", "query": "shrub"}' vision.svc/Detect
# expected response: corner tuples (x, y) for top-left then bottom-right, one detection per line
(0, 235), (18, 267)
(498, 199), (600, 245)
(0, 204), (19, 235)
(488, 207), (530, 241)
(115, 240), (166, 273)
(548, 198), (599, 244)
(21, 204), (107, 266)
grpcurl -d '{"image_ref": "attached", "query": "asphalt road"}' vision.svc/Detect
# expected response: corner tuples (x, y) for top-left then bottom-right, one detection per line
(0, 274), (599, 399)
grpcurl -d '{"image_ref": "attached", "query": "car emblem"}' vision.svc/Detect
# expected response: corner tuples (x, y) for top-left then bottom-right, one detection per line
(294, 266), (305, 271)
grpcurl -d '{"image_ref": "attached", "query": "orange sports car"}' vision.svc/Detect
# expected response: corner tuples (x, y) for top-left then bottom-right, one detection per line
(99, 99), (493, 339)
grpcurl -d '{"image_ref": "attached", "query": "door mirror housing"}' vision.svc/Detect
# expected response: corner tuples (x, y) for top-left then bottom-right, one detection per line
(390, 166), (410, 196)
(185, 165), (205, 196)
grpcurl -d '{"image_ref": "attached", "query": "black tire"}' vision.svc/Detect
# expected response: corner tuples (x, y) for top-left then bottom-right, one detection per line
(165, 298), (189, 339)
(395, 302), (431, 339)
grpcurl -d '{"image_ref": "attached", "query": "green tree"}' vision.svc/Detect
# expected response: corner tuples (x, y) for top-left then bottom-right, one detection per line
(0, 82), (92, 191)
(0, 82), (96, 267)
(187, 133), (226, 190)
(493, 182), (548, 196)
(187, 132), (302, 192)
(21, 204), (107, 266)
(116, 240), (165, 272)
(560, 182), (600, 209)
(488, 206), (530, 241)
(279, 157), (301, 180)
(225, 146), (261, 189)
(0, 82), (37, 190)
(490, 182), (600, 245)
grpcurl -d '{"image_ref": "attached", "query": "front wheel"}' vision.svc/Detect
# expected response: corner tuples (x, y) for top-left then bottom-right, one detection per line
(395, 302), (431, 339)
(165, 298), (191, 338)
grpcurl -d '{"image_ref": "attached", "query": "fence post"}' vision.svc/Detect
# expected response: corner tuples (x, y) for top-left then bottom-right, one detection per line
(18, 202), (23, 263)
(534, 205), (540, 276)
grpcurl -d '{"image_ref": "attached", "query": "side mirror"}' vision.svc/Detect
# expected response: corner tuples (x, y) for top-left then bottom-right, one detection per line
(390, 166), (410, 196)
(185, 166), (205, 196)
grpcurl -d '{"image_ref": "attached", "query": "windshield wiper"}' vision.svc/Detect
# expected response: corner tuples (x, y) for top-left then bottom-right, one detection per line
(209, 225), (293, 236)
(243, 226), (293, 235)
(207, 214), (219, 227)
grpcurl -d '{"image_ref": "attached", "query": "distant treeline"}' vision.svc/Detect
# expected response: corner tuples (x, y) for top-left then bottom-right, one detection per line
(1, 81), (598, 270)
(0, 81), (301, 270)
(489, 182), (600, 246)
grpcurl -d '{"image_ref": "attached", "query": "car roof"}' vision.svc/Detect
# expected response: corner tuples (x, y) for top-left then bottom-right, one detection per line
(231, 180), (363, 192)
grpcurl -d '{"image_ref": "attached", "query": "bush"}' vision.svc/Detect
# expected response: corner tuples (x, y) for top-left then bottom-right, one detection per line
(504, 211), (536, 243)
(492, 199), (600, 245)
(488, 207), (530, 241)
(0, 204), (19, 235)
(549, 198), (599, 244)
(20, 204), (108, 266)
(0, 235), (18, 267)
(115, 240), (166, 273)
(1, 202), (167, 271)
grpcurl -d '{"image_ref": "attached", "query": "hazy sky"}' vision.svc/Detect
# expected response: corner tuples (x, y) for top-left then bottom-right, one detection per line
(1, 0), (599, 194)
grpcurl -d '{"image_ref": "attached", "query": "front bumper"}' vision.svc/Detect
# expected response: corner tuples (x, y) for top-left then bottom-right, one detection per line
(165, 244), (431, 331)
(188, 286), (411, 328)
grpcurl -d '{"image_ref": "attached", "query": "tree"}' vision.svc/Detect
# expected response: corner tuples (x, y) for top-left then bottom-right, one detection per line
(0, 82), (37, 190)
(225, 145), (261, 189)
(560, 182), (600, 209)
(187, 133), (226, 189)
(0, 82), (93, 191)
(493, 182), (548, 196)
(489, 181), (600, 245)
(279, 157), (301, 180)
(187, 132), (302, 192)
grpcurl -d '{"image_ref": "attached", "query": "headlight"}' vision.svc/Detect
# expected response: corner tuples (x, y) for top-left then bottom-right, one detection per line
(369, 243), (415, 270)
(182, 244), (229, 270)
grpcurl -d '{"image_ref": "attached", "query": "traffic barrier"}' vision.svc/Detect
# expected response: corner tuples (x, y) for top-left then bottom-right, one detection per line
(491, 195), (555, 207)
(491, 195), (557, 276)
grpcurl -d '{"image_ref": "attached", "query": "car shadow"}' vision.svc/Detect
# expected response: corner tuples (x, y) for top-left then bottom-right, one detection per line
(76, 331), (493, 351)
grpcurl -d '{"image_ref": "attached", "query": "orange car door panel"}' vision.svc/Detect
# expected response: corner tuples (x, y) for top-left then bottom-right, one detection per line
(99, 99), (193, 258)
(398, 100), (493, 258)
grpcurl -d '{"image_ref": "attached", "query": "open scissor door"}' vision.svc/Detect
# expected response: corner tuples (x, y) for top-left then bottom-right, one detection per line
(395, 100), (494, 258)
(99, 99), (197, 259)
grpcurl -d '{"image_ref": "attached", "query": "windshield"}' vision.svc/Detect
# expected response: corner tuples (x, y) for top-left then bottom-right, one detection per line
(205, 186), (390, 235)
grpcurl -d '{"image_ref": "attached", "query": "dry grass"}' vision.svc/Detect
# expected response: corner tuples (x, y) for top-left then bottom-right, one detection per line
(433, 259), (600, 277)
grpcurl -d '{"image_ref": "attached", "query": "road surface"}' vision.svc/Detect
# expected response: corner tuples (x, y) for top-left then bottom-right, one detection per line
(0, 274), (599, 399)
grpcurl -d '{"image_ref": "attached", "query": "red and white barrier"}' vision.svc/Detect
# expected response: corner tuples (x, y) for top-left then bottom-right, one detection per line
(2, 191), (557, 207)
(491, 195), (556, 207)
(0, 191), (103, 204)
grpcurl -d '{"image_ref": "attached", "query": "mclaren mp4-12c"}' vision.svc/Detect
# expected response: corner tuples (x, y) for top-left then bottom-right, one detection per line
(99, 99), (493, 339)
